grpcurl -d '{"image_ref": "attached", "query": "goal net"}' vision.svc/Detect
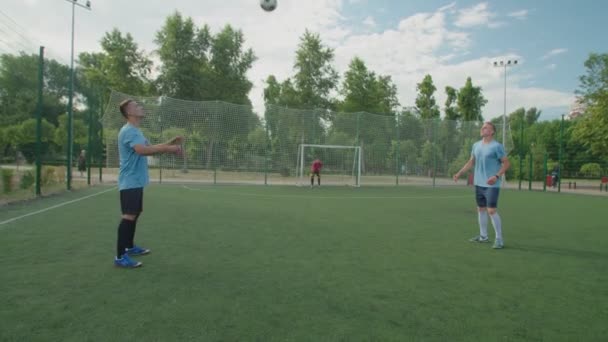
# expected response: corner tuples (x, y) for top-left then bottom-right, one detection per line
(296, 144), (362, 187)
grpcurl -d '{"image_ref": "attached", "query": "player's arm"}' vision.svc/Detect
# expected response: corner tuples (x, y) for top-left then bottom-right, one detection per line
(164, 136), (184, 145)
(133, 143), (180, 156)
(453, 156), (475, 181)
(495, 156), (510, 177)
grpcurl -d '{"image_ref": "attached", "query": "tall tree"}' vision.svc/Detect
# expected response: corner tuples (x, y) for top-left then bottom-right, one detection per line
(293, 30), (339, 111)
(338, 57), (399, 114)
(208, 25), (256, 105)
(572, 53), (608, 159)
(444, 86), (459, 121)
(415, 74), (440, 119)
(0, 53), (70, 127)
(155, 12), (211, 100)
(457, 77), (487, 122)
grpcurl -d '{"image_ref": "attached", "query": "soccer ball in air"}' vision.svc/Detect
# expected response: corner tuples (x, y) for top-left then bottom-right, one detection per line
(260, 0), (277, 12)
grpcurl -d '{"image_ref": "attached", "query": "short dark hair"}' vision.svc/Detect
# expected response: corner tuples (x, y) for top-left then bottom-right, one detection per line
(484, 121), (496, 134)
(119, 99), (134, 118)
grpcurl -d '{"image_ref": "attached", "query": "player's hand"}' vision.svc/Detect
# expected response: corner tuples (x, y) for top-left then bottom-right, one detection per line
(453, 172), (460, 182)
(487, 175), (498, 185)
(174, 145), (184, 157)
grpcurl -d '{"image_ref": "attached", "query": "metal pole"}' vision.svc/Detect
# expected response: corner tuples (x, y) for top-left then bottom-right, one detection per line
(66, 1), (75, 190)
(518, 118), (524, 190)
(35, 46), (44, 196)
(558, 114), (564, 193)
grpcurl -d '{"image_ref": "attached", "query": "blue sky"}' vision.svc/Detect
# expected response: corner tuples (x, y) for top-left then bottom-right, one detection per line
(2, 0), (606, 120)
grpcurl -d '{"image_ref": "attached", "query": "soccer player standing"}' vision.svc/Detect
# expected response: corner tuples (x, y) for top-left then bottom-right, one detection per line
(114, 99), (183, 268)
(453, 121), (511, 249)
(310, 158), (323, 187)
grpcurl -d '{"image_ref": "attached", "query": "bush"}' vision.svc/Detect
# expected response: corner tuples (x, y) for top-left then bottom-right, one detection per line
(20, 170), (35, 190)
(580, 163), (602, 178)
(41, 166), (58, 186)
(1, 168), (14, 193)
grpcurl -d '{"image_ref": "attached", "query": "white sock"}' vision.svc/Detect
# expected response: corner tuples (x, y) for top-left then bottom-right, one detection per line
(490, 212), (503, 241)
(478, 211), (488, 238)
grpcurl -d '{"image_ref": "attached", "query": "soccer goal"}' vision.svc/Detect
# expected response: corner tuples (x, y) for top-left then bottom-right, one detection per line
(296, 144), (362, 187)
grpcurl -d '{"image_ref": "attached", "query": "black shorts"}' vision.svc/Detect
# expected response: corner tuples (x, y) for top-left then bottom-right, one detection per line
(310, 171), (320, 177)
(120, 188), (143, 215)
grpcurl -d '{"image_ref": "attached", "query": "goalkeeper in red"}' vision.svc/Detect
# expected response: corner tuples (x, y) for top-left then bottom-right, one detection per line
(310, 158), (323, 187)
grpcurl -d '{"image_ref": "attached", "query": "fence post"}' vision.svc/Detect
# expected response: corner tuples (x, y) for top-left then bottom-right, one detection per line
(35, 46), (44, 196)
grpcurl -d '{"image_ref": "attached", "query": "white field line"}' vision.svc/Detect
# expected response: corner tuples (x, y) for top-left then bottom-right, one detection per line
(182, 185), (470, 200)
(0, 187), (116, 227)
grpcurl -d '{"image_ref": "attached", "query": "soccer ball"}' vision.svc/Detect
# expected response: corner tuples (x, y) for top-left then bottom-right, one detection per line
(260, 0), (277, 12)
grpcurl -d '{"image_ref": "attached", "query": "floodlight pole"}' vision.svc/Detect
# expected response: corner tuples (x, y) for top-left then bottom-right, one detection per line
(65, 0), (91, 190)
(493, 59), (518, 183)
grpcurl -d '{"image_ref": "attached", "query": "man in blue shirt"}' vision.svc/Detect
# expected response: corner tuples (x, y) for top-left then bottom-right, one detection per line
(453, 121), (511, 249)
(115, 99), (183, 268)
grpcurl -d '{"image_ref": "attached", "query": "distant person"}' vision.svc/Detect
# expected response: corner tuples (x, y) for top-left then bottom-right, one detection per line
(114, 99), (183, 269)
(551, 165), (560, 188)
(310, 158), (323, 187)
(453, 121), (511, 249)
(77, 150), (86, 177)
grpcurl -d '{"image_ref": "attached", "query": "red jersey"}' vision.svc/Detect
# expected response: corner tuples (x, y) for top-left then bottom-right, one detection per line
(311, 159), (323, 172)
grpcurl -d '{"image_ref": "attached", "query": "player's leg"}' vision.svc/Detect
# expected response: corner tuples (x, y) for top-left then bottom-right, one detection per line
(115, 189), (143, 268)
(470, 186), (490, 242)
(487, 188), (503, 248)
(125, 188), (150, 256)
(317, 172), (321, 186)
(310, 173), (314, 187)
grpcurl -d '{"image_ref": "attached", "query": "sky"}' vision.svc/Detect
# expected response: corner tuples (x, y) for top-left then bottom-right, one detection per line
(1, 0), (607, 121)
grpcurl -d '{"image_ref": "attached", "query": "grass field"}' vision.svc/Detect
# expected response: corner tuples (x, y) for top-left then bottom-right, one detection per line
(1, 184), (606, 341)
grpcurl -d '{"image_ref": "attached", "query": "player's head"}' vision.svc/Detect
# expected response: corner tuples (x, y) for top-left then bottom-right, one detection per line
(480, 121), (496, 138)
(119, 99), (145, 121)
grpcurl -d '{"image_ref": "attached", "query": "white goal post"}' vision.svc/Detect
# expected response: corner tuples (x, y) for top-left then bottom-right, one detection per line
(296, 144), (362, 187)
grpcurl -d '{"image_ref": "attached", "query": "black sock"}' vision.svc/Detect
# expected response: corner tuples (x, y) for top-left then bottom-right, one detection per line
(116, 219), (135, 258)
(127, 215), (139, 249)
(318, 177), (320, 185)
(311, 177), (314, 185)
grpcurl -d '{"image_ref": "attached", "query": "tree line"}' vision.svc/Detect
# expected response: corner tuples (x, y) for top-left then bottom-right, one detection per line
(0, 11), (606, 178)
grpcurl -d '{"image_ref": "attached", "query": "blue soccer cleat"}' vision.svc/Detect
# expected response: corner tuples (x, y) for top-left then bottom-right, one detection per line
(126, 245), (151, 256)
(114, 254), (142, 268)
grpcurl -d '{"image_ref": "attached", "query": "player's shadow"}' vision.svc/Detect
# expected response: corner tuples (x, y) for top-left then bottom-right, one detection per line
(507, 243), (608, 260)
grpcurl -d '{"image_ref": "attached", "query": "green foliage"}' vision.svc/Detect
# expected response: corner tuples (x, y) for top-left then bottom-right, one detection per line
(293, 30), (339, 111)
(41, 166), (60, 186)
(457, 77), (487, 122)
(2, 168), (14, 193)
(572, 53), (608, 160)
(580, 163), (602, 178)
(415, 74), (440, 119)
(338, 57), (399, 114)
(19, 170), (35, 190)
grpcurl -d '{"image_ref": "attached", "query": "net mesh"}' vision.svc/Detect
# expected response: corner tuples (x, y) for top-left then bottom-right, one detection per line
(297, 144), (361, 186)
(102, 90), (514, 186)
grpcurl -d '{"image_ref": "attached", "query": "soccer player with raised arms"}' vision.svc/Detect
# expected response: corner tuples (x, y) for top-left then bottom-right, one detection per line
(453, 121), (510, 249)
(114, 99), (183, 268)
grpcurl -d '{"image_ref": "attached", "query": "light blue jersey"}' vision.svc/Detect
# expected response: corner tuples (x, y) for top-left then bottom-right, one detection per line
(118, 123), (149, 190)
(472, 139), (506, 188)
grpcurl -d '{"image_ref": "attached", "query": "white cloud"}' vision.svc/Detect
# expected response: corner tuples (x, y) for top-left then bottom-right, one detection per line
(546, 64), (557, 70)
(508, 9), (529, 20)
(362, 16), (376, 28)
(541, 48), (568, 60)
(438, 2), (457, 12)
(1, 0), (573, 120)
(454, 2), (497, 28)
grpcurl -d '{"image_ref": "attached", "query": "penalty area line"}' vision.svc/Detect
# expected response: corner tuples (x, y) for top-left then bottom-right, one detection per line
(0, 187), (116, 228)
(182, 185), (470, 200)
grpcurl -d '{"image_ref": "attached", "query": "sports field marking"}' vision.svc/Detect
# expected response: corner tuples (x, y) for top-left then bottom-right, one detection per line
(182, 185), (470, 200)
(0, 187), (116, 227)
